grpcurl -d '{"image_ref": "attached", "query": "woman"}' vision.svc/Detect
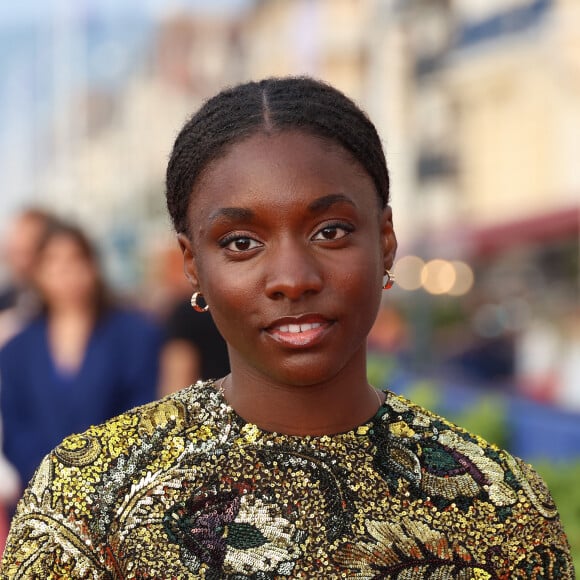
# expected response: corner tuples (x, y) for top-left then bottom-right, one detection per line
(1, 78), (573, 578)
(0, 221), (162, 491)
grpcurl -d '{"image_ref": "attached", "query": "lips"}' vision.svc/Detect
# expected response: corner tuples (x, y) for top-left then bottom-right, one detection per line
(265, 315), (333, 348)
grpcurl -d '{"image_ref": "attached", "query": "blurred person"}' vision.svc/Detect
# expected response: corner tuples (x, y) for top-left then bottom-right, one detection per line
(1, 77), (573, 578)
(139, 242), (193, 318)
(516, 315), (560, 403)
(555, 305), (580, 411)
(158, 247), (230, 397)
(0, 207), (57, 345)
(0, 208), (56, 550)
(0, 220), (163, 493)
(160, 297), (231, 396)
(0, 441), (18, 556)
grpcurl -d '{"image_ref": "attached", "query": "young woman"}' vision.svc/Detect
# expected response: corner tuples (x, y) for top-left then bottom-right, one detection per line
(0, 221), (162, 492)
(1, 78), (573, 578)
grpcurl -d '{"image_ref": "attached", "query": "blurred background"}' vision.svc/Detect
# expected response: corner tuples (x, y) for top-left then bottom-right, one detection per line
(0, 0), (578, 562)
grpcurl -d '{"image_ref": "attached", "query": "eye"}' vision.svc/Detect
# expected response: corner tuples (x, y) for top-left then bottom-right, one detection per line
(220, 235), (262, 252)
(312, 223), (353, 242)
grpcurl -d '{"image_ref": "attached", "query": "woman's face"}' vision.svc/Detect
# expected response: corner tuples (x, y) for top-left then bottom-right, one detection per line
(35, 235), (98, 308)
(180, 130), (396, 387)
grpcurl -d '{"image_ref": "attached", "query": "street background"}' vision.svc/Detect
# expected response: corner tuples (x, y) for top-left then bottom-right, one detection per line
(0, 0), (579, 564)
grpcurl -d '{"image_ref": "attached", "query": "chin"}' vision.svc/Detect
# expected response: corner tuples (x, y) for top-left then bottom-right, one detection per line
(230, 337), (367, 388)
(259, 356), (351, 388)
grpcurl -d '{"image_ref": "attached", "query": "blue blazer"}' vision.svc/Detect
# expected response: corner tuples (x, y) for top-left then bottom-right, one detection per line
(0, 308), (163, 486)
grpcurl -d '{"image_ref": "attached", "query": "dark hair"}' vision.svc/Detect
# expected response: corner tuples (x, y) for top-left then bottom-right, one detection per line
(17, 206), (58, 226)
(34, 220), (111, 318)
(166, 76), (390, 234)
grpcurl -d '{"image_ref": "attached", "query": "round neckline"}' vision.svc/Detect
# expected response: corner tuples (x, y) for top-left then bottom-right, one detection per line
(208, 379), (388, 440)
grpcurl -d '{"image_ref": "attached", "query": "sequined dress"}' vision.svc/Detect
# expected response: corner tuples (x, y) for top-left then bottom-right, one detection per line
(0, 381), (574, 579)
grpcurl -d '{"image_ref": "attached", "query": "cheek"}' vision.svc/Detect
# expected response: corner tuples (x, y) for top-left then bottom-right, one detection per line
(339, 258), (383, 325)
(199, 265), (260, 330)
(74, 271), (97, 297)
(35, 261), (61, 290)
(335, 238), (383, 289)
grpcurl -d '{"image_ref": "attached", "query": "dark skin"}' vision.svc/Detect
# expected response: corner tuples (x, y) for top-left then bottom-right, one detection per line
(178, 130), (397, 435)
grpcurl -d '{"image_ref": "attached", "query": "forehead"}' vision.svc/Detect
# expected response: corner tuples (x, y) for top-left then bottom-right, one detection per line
(6, 216), (43, 246)
(189, 130), (378, 225)
(41, 234), (86, 256)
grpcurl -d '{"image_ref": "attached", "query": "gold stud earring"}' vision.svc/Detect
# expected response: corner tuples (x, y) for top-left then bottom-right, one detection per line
(190, 291), (209, 312)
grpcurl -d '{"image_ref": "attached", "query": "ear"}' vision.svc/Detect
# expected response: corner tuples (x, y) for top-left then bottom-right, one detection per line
(176, 233), (201, 290)
(380, 205), (397, 270)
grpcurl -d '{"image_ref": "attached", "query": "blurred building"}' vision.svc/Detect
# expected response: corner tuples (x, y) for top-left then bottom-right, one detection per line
(239, 0), (417, 239)
(379, 0), (580, 404)
(241, 0), (578, 252)
(32, 11), (244, 290)
(402, 0), (579, 240)
(242, 0), (374, 100)
(241, 1), (579, 258)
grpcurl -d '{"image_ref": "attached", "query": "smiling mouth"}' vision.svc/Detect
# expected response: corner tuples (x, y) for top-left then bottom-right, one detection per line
(265, 317), (333, 348)
(276, 322), (323, 333)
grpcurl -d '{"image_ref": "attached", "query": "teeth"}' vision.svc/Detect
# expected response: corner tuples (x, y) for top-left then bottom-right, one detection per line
(278, 322), (323, 333)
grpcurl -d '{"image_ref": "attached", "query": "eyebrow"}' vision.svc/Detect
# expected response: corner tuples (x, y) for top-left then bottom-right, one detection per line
(208, 207), (255, 224)
(208, 193), (356, 224)
(307, 193), (356, 213)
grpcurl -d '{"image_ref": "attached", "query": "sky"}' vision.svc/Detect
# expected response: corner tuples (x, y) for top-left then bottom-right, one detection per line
(0, 0), (252, 22)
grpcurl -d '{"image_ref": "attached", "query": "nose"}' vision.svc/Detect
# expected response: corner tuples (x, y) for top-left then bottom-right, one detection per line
(264, 239), (323, 301)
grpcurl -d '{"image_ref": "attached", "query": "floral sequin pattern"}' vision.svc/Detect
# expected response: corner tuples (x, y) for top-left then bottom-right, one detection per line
(0, 381), (574, 579)
(333, 518), (494, 579)
(164, 486), (301, 578)
(373, 396), (518, 512)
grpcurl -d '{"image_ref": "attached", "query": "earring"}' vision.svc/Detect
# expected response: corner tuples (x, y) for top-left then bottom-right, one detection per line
(383, 270), (395, 290)
(190, 291), (209, 312)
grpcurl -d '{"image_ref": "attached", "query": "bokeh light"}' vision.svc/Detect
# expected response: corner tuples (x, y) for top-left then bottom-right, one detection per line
(421, 259), (456, 295)
(394, 255), (424, 291)
(448, 260), (475, 296)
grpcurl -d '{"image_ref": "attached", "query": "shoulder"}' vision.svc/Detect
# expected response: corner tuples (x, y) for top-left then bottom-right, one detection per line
(383, 389), (502, 451)
(0, 317), (45, 359)
(99, 307), (163, 342)
(103, 306), (159, 328)
(369, 390), (573, 574)
(49, 379), (220, 473)
(378, 390), (562, 518)
(47, 381), (220, 493)
(3, 381), (222, 547)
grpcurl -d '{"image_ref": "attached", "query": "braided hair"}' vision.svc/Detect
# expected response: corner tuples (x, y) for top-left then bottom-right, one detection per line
(166, 76), (390, 234)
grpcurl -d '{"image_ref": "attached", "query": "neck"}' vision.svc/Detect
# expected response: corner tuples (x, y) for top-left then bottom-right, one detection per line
(46, 305), (96, 374)
(221, 350), (383, 436)
(47, 300), (96, 320)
